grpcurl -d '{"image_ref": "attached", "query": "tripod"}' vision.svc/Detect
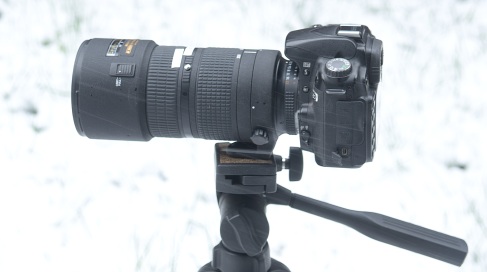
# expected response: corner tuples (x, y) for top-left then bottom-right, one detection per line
(198, 142), (468, 272)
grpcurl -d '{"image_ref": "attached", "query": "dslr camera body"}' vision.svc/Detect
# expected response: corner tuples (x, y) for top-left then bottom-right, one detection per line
(285, 24), (382, 167)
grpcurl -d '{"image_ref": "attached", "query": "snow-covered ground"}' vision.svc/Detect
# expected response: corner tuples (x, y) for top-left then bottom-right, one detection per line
(0, 0), (486, 271)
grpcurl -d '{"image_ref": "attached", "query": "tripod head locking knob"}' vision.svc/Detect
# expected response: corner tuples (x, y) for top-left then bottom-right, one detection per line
(284, 147), (303, 181)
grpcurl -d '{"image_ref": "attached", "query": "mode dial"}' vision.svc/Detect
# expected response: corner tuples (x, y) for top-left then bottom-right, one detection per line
(324, 58), (352, 78)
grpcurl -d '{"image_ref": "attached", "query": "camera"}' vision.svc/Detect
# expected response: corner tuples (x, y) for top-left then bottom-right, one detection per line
(71, 27), (471, 269)
(72, 24), (383, 168)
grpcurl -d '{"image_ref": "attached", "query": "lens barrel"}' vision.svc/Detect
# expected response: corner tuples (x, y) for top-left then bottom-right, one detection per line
(72, 39), (157, 141)
(72, 39), (297, 142)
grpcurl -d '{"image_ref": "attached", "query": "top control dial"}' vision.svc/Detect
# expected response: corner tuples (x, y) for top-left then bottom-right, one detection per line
(324, 58), (352, 78)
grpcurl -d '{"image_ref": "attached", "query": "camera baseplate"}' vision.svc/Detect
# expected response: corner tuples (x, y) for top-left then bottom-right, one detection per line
(215, 142), (303, 195)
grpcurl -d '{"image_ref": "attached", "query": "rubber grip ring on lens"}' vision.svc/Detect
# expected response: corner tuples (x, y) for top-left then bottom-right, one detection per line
(195, 48), (238, 140)
(146, 46), (181, 138)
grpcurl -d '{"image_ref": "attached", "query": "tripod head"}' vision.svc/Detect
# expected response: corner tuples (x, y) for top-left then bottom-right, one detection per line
(202, 142), (468, 272)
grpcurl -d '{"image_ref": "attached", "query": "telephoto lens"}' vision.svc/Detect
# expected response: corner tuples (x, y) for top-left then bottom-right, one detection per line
(72, 39), (297, 143)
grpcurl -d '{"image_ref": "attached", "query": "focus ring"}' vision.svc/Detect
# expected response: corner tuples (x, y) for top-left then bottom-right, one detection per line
(195, 48), (239, 140)
(146, 46), (181, 137)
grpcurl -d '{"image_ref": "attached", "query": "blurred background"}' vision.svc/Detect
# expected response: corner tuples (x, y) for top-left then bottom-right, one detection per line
(0, 0), (486, 271)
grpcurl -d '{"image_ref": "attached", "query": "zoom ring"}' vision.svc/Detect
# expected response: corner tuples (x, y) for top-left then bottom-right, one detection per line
(195, 48), (239, 140)
(147, 46), (181, 137)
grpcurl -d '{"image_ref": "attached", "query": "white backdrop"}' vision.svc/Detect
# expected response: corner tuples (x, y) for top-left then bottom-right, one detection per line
(0, 0), (486, 271)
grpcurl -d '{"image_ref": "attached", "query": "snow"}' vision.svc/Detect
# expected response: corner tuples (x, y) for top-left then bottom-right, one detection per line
(0, 0), (486, 271)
